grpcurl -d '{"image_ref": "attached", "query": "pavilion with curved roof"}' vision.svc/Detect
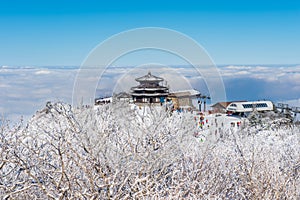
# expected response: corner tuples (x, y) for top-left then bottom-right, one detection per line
(131, 72), (169, 104)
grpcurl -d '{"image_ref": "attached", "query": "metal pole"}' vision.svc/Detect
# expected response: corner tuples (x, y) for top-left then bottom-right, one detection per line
(198, 100), (202, 112)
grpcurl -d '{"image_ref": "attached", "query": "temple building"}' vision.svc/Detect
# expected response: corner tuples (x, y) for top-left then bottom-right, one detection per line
(131, 72), (169, 104)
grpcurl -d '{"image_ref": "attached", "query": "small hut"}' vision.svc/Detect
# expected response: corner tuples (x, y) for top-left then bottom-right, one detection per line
(211, 102), (232, 113)
(168, 89), (200, 110)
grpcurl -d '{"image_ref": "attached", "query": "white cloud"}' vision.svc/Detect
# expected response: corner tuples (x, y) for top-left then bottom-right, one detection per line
(0, 83), (10, 88)
(220, 65), (300, 82)
(225, 65), (252, 70)
(0, 67), (77, 122)
(35, 70), (51, 75)
(282, 98), (300, 107)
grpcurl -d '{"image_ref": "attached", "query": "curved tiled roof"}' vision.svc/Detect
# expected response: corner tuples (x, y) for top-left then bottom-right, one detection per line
(135, 71), (164, 82)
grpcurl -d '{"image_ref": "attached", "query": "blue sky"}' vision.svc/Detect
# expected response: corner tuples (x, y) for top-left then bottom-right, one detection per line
(0, 0), (299, 66)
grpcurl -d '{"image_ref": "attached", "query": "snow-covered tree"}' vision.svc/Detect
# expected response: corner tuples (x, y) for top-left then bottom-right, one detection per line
(0, 102), (299, 199)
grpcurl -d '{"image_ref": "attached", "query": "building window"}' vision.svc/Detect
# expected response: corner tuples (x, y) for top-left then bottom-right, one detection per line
(242, 103), (268, 108)
(242, 104), (253, 108)
(256, 103), (267, 107)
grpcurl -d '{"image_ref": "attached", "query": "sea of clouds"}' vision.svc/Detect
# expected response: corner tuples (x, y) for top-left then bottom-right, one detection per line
(1, 64), (299, 123)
